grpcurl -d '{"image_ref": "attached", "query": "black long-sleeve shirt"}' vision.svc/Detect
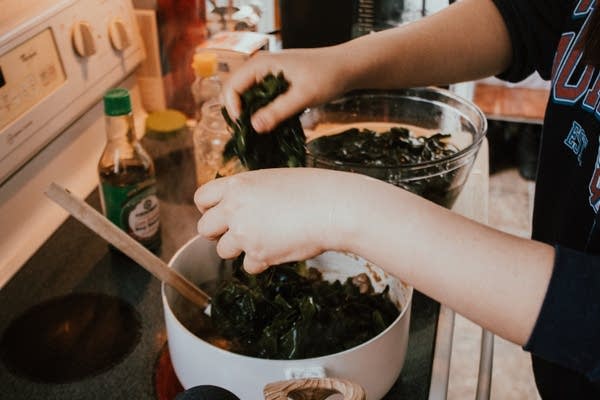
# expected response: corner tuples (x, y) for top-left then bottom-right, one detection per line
(490, 0), (600, 397)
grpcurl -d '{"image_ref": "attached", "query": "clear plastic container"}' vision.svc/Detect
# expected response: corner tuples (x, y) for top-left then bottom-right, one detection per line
(191, 52), (222, 122)
(193, 99), (231, 186)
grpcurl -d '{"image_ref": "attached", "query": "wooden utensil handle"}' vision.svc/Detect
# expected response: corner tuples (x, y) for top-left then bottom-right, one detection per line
(263, 378), (366, 400)
(45, 182), (211, 310)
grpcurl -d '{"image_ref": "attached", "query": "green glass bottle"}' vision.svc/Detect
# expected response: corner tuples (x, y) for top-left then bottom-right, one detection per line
(98, 88), (161, 251)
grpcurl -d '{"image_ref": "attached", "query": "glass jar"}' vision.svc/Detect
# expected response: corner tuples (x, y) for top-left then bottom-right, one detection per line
(143, 109), (190, 164)
(142, 109), (196, 203)
(193, 99), (232, 186)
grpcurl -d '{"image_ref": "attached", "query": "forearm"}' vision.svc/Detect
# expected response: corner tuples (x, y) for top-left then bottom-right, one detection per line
(332, 0), (512, 90)
(335, 178), (554, 346)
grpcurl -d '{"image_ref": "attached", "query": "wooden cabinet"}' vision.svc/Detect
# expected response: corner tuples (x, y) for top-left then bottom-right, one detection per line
(473, 83), (550, 125)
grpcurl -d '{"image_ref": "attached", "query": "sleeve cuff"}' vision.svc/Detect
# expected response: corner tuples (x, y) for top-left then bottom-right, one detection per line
(524, 245), (600, 381)
(491, 0), (536, 82)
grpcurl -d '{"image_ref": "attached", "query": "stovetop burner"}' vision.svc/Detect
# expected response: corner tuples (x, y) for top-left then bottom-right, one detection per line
(0, 183), (442, 399)
(0, 292), (141, 383)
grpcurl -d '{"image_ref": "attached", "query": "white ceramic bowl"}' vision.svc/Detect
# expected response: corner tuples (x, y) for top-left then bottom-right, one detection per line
(163, 235), (413, 399)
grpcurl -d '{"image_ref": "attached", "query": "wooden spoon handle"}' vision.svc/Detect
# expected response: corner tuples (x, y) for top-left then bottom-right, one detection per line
(263, 378), (366, 400)
(45, 182), (211, 310)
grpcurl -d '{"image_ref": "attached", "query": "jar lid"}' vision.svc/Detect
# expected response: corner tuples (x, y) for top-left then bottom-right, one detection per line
(103, 88), (132, 116)
(145, 109), (187, 139)
(191, 52), (218, 77)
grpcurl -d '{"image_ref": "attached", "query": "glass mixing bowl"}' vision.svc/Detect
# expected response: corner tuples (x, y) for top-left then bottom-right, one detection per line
(301, 87), (487, 209)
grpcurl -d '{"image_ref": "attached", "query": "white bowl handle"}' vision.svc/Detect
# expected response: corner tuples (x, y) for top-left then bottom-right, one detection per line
(263, 377), (366, 400)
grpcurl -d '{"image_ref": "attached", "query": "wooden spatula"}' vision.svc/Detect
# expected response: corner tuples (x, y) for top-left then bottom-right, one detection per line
(45, 182), (211, 311)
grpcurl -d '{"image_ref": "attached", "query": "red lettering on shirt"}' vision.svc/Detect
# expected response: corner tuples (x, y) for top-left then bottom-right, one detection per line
(583, 74), (600, 111)
(575, 0), (594, 14)
(554, 38), (594, 102)
(552, 9), (596, 105)
(590, 163), (600, 209)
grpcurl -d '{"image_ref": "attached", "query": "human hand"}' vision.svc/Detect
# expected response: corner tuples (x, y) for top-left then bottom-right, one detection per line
(194, 168), (370, 273)
(223, 47), (351, 133)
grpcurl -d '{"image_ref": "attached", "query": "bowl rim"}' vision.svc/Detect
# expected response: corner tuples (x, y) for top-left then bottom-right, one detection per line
(162, 235), (414, 363)
(303, 86), (488, 170)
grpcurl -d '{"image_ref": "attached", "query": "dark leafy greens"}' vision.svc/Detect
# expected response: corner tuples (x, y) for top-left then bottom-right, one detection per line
(221, 72), (306, 170)
(307, 127), (464, 208)
(210, 256), (400, 359)
(212, 74), (400, 359)
(308, 127), (458, 166)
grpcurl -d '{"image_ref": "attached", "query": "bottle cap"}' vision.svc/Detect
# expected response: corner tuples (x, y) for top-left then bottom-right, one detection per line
(104, 88), (132, 116)
(191, 52), (218, 78)
(145, 109), (187, 139)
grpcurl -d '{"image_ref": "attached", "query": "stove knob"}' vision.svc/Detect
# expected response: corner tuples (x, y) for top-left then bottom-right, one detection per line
(108, 19), (131, 52)
(71, 21), (97, 57)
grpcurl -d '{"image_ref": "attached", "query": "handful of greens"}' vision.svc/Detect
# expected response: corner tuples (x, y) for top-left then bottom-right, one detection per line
(221, 72), (306, 170)
(210, 256), (400, 359)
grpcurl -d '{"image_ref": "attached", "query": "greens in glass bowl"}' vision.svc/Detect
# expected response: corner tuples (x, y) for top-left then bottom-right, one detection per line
(302, 88), (487, 208)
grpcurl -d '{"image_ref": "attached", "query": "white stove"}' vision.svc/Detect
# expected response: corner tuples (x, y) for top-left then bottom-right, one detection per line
(0, 0), (145, 287)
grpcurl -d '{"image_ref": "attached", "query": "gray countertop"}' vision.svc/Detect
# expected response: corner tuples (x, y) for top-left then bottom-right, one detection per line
(0, 190), (442, 399)
(0, 139), (493, 399)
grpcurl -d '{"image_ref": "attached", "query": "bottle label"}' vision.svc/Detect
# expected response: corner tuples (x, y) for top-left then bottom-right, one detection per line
(100, 180), (160, 241)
